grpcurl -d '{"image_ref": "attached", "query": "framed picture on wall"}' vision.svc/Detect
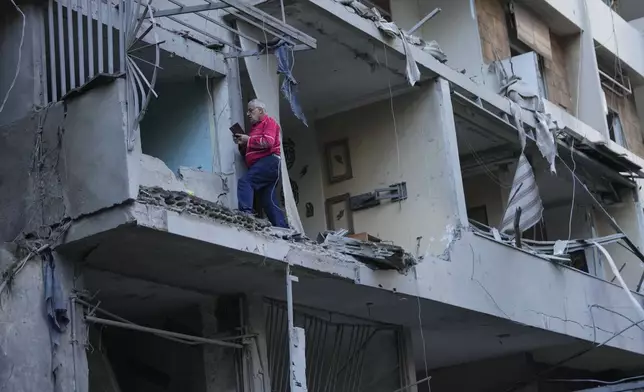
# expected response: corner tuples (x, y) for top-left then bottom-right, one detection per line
(325, 139), (352, 184)
(325, 193), (354, 233)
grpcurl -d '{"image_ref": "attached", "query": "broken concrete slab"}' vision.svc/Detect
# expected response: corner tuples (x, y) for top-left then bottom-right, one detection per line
(319, 231), (416, 271)
(139, 154), (187, 193)
(178, 167), (228, 205)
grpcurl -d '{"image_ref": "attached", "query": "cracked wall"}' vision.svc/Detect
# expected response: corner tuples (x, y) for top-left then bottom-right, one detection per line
(0, 78), (138, 243)
(0, 245), (87, 392)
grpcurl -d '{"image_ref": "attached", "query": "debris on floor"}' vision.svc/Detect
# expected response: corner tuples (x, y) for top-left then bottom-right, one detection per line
(318, 230), (416, 271)
(470, 219), (627, 262)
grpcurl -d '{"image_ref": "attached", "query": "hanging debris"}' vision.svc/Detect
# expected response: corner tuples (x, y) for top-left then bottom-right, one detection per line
(318, 230), (416, 271)
(334, 0), (447, 86)
(274, 41), (308, 126)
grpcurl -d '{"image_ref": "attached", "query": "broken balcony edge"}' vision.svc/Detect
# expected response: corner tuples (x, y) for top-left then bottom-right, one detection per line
(136, 186), (418, 272)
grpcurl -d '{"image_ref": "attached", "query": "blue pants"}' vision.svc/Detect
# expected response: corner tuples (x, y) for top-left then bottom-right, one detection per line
(238, 155), (288, 228)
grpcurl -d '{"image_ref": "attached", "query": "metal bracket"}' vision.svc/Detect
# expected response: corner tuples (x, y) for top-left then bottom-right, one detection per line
(350, 182), (408, 211)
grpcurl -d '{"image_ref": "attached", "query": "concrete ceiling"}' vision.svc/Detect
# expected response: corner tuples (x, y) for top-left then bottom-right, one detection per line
(514, 0), (582, 36)
(274, 1), (412, 120)
(64, 224), (641, 372)
(615, 0), (644, 22)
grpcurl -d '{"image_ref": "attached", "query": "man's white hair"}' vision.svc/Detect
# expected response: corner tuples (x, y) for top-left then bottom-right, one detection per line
(248, 98), (267, 111)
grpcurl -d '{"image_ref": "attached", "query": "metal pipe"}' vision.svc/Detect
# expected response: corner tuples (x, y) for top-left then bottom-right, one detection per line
(407, 8), (441, 36)
(67, 0), (76, 89)
(84, 316), (244, 349)
(107, 0), (114, 73)
(166, 15), (240, 50)
(57, 0), (67, 95)
(392, 375), (432, 392)
(119, 0), (125, 71)
(48, 0), (58, 101)
(87, 0), (94, 77)
(153, 2), (229, 17)
(97, 0), (104, 73)
(78, 0), (85, 85)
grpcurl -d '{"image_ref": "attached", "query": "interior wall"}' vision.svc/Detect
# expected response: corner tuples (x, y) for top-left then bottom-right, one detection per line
(315, 80), (468, 253)
(282, 116), (327, 236)
(141, 78), (213, 174)
(463, 173), (505, 227)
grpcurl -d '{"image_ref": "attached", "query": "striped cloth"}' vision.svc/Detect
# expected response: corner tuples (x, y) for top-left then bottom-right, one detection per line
(500, 153), (544, 233)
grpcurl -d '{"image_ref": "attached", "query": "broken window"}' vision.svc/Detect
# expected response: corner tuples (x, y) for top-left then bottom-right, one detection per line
(607, 109), (627, 147)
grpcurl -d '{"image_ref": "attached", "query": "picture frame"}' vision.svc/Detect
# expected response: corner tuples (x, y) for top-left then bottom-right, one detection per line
(325, 193), (354, 233)
(324, 139), (353, 184)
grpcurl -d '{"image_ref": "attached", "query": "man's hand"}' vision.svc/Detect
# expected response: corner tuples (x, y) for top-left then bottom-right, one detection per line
(234, 134), (249, 145)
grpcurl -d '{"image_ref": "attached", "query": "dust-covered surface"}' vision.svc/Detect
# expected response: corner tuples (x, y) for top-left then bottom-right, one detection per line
(138, 186), (273, 232)
(137, 186), (416, 271)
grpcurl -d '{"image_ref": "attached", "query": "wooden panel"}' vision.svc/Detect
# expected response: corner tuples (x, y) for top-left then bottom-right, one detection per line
(514, 3), (552, 60)
(475, 0), (511, 63)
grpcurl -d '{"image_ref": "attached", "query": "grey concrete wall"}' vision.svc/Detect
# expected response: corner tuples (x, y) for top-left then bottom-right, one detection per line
(61, 78), (138, 218)
(0, 2), (45, 127)
(0, 245), (87, 392)
(0, 78), (137, 243)
(0, 103), (66, 242)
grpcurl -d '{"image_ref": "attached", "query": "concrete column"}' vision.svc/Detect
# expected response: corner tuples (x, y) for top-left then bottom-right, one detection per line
(0, 246), (88, 392)
(243, 295), (272, 392)
(201, 297), (239, 392)
(565, 0), (610, 137)
(211, 72), (244, 210)
(422, 77), (469, 258)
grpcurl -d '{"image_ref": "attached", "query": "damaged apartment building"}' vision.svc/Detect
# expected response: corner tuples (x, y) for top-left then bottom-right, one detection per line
(7, 0), (644, 391)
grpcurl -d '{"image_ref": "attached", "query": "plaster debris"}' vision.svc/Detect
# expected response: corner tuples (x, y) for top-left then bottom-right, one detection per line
(318, 230), (416, 271)
(138, 186), (272, 232)
(137, 188), (416, 272)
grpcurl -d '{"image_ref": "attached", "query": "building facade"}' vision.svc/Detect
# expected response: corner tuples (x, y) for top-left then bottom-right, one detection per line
(3, 0), (644, 391)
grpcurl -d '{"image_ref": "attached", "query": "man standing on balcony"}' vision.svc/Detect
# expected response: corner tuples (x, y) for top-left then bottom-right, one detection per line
(234, 99), (288, 228)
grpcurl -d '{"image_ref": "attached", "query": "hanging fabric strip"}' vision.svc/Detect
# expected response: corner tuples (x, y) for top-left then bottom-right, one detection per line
(275, 42), (308, 126)
(500, 153), (544, 233)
